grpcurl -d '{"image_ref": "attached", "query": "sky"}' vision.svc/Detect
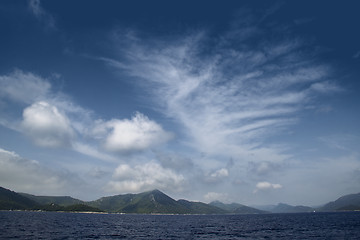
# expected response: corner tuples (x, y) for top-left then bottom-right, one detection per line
(0, 0), (359, 206)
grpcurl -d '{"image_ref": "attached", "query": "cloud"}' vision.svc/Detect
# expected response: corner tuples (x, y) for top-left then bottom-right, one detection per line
(210, 168), (229, 178)
(0, 148), (79, 195)
(155, 151), (194, 171)
(254, 181), (282, 193)
(28, 0), (55, 29)
(0, 69), (50, 104)
(0, 69), (172, 160)
(72, 142), (118, 162)
(353, 51), (360, 59)
(310, 81), (343, 94)
(107, 161), (185, 193)
(204, 192), (229, 203)
(95, 112), (173, 153)
(248, 161), (283, 176)
(103, 22), (336, 170)
(21, 101), (74, 147)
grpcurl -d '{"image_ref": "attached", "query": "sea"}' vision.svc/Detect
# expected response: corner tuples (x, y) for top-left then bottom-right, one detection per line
(0, 211), (359, 239)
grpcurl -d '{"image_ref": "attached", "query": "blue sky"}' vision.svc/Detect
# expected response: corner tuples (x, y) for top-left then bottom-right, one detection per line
(0, 0), (359, 206)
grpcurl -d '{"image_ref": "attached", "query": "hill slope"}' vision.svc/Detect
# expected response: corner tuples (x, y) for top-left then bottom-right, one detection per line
(210, 201), (267, 214)
(20, 193), (84, 206)
(271, 203), (314, 213)
(89, 189), (226, 214)
(89, 189), (192, 213)
(0, 187), (39, 210)
(319, 193), (360, 211)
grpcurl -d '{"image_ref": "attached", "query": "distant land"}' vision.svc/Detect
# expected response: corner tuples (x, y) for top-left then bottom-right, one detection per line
(1, 186), (360, 214)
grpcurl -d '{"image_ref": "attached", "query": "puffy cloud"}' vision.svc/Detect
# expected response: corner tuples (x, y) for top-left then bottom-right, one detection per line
(21, 101), (74, 147)
(107, 161), (185, 193)
(204, 168), (229, 184)
(0, 148), (70, 195)
(210, 168), (229, 178)
(96, 112), (173, 153)
(254, 181), (282, 193)
(0, 69), (50, 104)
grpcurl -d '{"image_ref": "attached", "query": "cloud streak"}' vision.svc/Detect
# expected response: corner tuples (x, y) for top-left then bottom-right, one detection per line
(104, 21), (337, 171)
(28, 0), (55, 29)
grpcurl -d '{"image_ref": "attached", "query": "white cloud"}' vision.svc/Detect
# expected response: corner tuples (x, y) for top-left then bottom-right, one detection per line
(107, 161), (185, 193)
(210, 168), (229, 178)
(21, 101), (74, 147)
(72, 142), (118, 163)
(254, 181), (282, 193)
(0, 148), (73, 195)
(105, 25), (335, 168)
(96, 112), (173, 153)
(204, 192), (229, 203)
(0, 69), (50, 104)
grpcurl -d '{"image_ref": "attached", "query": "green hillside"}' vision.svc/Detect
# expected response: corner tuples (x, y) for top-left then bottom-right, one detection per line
(319, 193), (360, 211)
(177, 199), (227, 214)
(89, 189), (191, 213)
(20, 193), (84, 206)
(0, 187), (39, 210)
(210, 201), (267, 214)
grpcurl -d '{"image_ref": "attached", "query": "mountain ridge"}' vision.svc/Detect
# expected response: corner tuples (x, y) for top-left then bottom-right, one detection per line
(1, 186), (359, 214)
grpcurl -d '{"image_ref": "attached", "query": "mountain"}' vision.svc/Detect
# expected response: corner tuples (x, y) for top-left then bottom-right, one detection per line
(89, 189), (224, 214)
(319, 193), (360, 211)
(40, 203), (103, 212)
(89, 189), (190, 213)
(210, 201), (267, 214)
(271, 203), (314, 213)
(2, 185), (360, 214)
(19, 193), (84, 206)
(0, 186), (102, 212)
(0, 186), (39, 210)
(177, 199), (227, 214)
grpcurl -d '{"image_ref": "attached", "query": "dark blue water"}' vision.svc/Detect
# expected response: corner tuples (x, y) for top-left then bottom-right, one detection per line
(0, 211), (359, 239)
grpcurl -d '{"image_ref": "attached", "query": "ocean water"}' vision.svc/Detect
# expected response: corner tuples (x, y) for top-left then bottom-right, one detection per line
(0, 211), (359, 239)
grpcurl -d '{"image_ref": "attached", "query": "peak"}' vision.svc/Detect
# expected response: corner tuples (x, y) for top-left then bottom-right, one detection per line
(150, 189), (163, 194)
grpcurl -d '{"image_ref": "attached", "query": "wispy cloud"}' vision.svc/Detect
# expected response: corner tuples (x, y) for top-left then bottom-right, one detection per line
(28, 0), (55, 29)
(103, 21), (336, 171)
(353, 51), (360, 59)
(0, 69), (50, 104)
